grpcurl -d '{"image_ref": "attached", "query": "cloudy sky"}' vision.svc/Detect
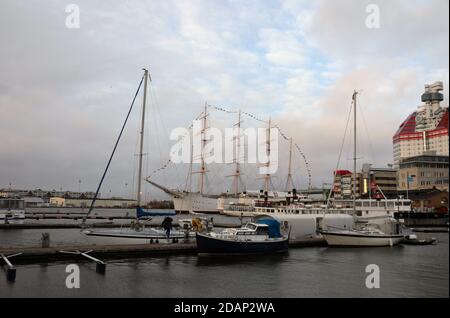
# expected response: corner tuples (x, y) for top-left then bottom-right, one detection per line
(0, 0), (448, 199)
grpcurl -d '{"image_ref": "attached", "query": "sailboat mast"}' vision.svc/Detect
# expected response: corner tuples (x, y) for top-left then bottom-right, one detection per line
(352, 90), (358, 214)
(137, 69), (149, 207)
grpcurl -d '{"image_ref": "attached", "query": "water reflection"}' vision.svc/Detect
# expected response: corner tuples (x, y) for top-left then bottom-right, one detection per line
(196, 252), (290, 267)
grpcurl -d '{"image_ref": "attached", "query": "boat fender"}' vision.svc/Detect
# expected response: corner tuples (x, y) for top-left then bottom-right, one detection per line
(192, 218), (203, 232)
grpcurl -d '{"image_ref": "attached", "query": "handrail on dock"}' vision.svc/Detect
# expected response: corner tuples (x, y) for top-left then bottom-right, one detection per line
(1, 252), (23, 282)
(59, 250), (106, 274)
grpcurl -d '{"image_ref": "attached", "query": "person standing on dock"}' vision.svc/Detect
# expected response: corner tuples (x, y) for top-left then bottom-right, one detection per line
(161, 217), (173, 238)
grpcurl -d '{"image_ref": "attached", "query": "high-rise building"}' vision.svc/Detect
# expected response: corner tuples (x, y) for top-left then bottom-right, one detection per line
(393, 81), (449, 167)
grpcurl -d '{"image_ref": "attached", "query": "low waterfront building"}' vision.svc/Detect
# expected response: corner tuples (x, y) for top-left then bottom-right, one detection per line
(0, 188), (99, 201)
(397, 153), (449, 191)
(22, 197), (46, 208)
(397, 189), (449, 213)
(0, 188), (29, 198)
(49, 197), (136, 208)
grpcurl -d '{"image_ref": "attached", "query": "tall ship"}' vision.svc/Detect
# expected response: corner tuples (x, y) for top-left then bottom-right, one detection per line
(147, 106), (311, 213)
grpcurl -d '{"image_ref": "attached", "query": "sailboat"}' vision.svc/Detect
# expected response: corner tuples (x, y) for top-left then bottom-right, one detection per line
(82, 69), (192, 244)
(320, 91), (404, 247)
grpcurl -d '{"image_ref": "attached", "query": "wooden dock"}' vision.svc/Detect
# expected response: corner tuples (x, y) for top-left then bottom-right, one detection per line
(0, 242), (198, 264)
(0, 239), (324, 264)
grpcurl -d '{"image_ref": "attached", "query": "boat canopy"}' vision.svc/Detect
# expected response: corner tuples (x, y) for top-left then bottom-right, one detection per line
(136, 207), (176, 218)
(255, 218), (282, 238)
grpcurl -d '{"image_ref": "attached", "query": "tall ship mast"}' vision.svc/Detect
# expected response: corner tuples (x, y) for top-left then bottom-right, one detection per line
(194, 102), (209, 195)
(226, 110), (243, 196)
(264, 118), (272, 193)
(286, 137), (294, 192)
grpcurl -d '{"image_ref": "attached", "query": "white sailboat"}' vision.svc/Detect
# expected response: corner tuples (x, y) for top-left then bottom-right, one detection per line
(320, 91), (404, 247)
(82, 69), (192, 244)
(321, 228), (404, 247)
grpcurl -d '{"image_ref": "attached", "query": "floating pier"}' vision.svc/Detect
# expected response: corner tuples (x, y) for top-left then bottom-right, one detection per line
(0, 239), (320, 264)
(0, 243), (197, 264)
(59, 250), (107, 274)
(1, 253), (23, 281)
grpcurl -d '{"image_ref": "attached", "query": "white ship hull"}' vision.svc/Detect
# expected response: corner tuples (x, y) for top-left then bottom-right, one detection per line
(321, 231), (404, 247)
(253, 213), (355, 244)
(173, 192), (230, 214)
(221, 210), (256, 217)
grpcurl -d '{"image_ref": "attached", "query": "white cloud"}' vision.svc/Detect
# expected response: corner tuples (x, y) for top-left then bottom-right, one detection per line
(302, 0), (449, 68)
(0, 0), (448, 195)
(258, 28), (309, 67)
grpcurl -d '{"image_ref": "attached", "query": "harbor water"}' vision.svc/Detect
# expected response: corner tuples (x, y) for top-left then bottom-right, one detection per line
(0, 208), (448, 298)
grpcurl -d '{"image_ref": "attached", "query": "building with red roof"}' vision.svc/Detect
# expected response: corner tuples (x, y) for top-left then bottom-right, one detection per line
(393, 81), (449, 167)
